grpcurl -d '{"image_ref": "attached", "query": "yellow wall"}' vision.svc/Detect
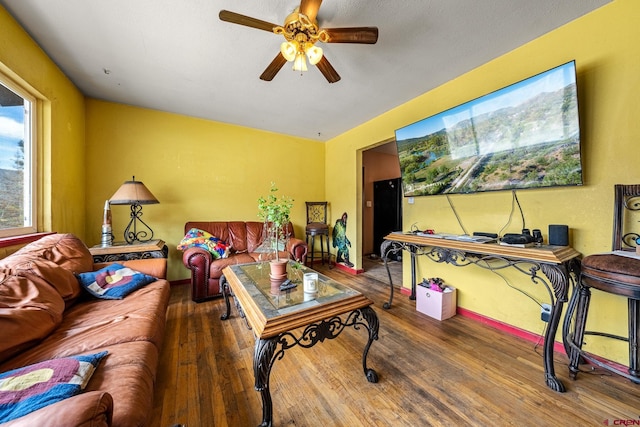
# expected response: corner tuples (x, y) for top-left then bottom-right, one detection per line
(326, 0), (640, 363)
(84, 100), (325, 280)
(0, 7), (86, 237)
(3, 0), (639, 365)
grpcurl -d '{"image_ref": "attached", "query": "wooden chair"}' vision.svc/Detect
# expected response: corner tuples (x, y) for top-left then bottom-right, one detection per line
(565, 184), (640, 382)
(305, 202), (330, 266)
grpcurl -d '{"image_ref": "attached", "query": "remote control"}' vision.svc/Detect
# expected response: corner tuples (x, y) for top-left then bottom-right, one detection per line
(473, 232), (498, 238)
(279, 280), (297, 291)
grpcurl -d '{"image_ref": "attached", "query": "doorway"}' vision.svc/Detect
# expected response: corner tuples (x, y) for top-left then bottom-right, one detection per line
(361, 140), (402, 259)
(373, 177), (402, 258)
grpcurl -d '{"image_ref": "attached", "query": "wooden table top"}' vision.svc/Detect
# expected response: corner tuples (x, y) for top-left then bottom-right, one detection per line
(222, 262), (373, 339)
(89, 239), (166, 255)
(384, 233), (580, 264)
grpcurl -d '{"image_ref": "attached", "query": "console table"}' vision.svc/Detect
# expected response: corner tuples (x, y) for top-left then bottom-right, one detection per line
(380, 233), (581, 393)
(89, 239), (168, 263)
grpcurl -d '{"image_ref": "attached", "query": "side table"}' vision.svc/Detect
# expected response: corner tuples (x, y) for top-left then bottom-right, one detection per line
(89, 239), (168, 263)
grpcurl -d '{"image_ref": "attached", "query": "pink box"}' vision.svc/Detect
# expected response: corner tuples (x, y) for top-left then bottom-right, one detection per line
(416, 286), (457, 320)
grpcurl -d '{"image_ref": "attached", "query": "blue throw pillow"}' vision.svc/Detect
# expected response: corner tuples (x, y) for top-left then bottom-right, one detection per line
(76, 263), (156, 299)
(0, 351), (108, 423)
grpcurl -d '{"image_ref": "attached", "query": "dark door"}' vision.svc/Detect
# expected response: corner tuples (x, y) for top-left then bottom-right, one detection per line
(373, 178), (402, 258)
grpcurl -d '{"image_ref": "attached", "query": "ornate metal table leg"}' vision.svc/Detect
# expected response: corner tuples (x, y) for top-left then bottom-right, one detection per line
(254, 338), (278, 427)
(380, 240), (396, 309)
(359, 306), (380, 383)
(540, 263), (571, 392)
(251, 308), (380, 426)
(409, 245), (417, 300)
(220, 275), (231, 320)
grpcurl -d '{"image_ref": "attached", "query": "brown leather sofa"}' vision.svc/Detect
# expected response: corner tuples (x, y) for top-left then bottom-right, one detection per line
(182, 221), (308, 302)
(0, 233), (170, 427)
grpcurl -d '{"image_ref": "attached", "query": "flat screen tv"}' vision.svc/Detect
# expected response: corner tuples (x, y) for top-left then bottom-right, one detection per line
(394, 60), (582, 197)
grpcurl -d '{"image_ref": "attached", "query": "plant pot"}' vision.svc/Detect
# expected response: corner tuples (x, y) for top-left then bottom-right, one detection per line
(269, 258), (288, 278)
(270, 279), (283, 295)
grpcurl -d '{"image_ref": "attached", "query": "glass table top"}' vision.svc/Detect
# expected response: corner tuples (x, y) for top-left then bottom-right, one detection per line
(226, 261), (362, 319)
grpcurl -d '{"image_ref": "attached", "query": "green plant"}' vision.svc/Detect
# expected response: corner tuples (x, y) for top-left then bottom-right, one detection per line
(289, 259), (304, 282)
(257, 182), (294, 261)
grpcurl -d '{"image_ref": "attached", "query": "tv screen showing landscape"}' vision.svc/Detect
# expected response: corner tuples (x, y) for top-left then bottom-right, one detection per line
(394, 61), (582, 197)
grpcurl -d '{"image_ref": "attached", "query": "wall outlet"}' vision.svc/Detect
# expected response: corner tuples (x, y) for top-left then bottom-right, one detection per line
(541, 303), (552, 322)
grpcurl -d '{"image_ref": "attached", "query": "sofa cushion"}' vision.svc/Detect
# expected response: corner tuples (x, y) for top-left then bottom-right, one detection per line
(0, 273), (65, 364)
(0, 351), (107, 424)
(177, 228), (230, 259)
(185, 222), (233, 249)
(208, 253), (258, 278)
(84, 341), (159, 427)
(0, 234), (93, 274)
(0, 391), (113, 427)
(3, 341), (165, 427)
(5, 259), (81, 305)
(76, 264), (157, 300)
(0, 281), (170, 367)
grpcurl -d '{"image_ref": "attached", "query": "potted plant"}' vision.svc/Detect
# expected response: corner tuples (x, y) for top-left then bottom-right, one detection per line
(257, 182), (294, 278)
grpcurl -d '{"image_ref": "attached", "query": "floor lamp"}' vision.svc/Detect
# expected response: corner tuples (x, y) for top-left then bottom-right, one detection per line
(109, 176), (159, 244)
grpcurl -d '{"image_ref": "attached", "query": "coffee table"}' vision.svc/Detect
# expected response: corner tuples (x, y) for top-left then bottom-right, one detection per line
(220, 261), (379, 427)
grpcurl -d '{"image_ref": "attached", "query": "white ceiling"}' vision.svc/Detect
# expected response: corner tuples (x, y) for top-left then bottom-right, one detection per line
(0, 0), (610, 142)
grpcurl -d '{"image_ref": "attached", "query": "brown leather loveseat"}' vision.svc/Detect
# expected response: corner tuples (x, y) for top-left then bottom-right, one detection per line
(0, 233), (170, 426)
(182, 221), (308, 302)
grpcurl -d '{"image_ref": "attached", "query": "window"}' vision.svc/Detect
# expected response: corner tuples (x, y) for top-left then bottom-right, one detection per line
(0, 74), (37, 238)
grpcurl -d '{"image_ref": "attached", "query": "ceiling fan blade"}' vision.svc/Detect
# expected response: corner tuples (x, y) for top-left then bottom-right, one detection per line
(324, 27), (379, 44)
(219, 10), (278, 33)
(260, 53), (288, 81)
(300, 0), (322, 22)
(316, 56), (340, 83)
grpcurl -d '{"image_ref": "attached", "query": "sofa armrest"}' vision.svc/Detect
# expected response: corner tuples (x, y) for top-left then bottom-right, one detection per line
(2, 391), (113, 427)
(183, 247), (212, 270)
(183, 246), (211, 278)
(93, 258), (167, 279)
(287, 237), (308, 263)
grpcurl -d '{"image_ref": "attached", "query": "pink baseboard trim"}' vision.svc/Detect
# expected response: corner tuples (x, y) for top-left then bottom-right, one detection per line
(334, 262), (362, 275)
(455, 307), (567, 355)
(170, 279), (190, 286)
(396, 287), (629, 371)
(399, 285), (565, 353)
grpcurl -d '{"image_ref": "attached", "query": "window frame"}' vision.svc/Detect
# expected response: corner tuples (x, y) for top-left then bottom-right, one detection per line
(0, 71), (38, 238)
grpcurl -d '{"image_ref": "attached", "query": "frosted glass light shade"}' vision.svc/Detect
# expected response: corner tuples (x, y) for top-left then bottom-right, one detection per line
(280, 41), (298, 61)
(293, 52), (308, 72)
(306, 45), (323, 65)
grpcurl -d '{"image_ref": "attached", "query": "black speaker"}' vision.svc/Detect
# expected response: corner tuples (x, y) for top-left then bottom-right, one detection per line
(548, 224), (569, 246)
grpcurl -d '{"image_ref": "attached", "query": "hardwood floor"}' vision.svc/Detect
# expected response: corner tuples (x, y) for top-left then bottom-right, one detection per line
(151, 265), (640, 426)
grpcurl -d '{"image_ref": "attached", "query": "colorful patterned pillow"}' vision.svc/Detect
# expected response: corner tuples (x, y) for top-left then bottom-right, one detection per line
(76, 264), (157, 299)
(0, 351), (107, 423)
(177, 228), (230, 259)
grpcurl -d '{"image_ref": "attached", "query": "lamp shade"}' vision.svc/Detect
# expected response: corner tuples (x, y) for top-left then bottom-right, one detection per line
(280, 41), (298, 62)
(305, 44), (323, 65)
(293, 52), (308, 72)
(109, 177), (159, 205)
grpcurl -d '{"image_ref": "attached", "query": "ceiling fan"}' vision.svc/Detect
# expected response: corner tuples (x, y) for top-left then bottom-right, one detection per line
(219, 0), (378, 83)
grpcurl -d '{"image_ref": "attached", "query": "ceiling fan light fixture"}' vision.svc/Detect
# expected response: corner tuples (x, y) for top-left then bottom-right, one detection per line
(280, 41), (298, 61)
(305, 44), (323, 65)
(293, 52), (308, 72)
(219, 4), (378, 83)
